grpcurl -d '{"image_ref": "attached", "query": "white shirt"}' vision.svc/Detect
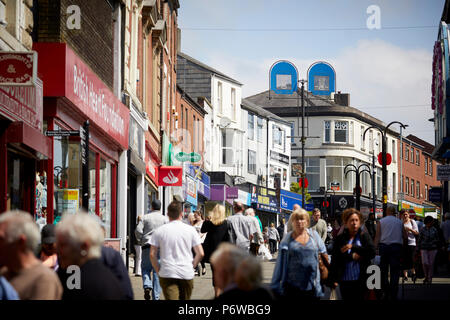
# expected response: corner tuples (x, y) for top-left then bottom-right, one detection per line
(379, 215), (404, 245)
(150, 220), (201, 280)
(404, 219), (418, 246)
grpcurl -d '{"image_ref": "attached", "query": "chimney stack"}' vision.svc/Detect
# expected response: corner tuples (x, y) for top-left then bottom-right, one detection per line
(334, 92), (350, 106)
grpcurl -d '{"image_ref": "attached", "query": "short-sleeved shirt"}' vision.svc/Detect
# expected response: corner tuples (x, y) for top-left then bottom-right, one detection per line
(404, 220), (418, 246)
(286, 231), (326, 292)
(150, 220), (201, 280)
(379, 216), (403, 245)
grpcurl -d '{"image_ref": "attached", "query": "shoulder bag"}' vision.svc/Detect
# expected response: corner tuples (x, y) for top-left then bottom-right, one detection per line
(310, 231), (330, 282)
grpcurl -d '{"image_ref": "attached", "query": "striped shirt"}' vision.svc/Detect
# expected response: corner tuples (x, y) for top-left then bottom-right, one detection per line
(342, 234), (361, 281)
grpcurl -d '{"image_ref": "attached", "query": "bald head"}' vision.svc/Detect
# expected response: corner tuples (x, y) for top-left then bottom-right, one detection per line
(233, 201), (245, 214)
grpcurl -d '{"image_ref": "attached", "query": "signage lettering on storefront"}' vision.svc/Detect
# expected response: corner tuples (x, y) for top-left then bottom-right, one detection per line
(251, 185), (280, 213)
(0, 52), (37, 86)
(33, 43), (129, 149)
(0, 78), (43, 131)
(270, 150), (289, 165)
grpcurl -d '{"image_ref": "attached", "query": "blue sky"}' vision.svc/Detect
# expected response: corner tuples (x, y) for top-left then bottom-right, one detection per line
(178, 0), (446, 143)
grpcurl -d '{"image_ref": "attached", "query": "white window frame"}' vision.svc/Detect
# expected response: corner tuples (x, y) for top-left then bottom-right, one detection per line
(324, 121), (331, 143)
(334, 120), (349, 144)
(217, 82), (223, 114)
(231, 88), (236, 121)
(248, 150), (256, 174)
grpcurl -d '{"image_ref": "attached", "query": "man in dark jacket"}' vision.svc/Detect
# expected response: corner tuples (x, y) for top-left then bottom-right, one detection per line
(277, 218), (286, 242)
(364, 212), (377, 240)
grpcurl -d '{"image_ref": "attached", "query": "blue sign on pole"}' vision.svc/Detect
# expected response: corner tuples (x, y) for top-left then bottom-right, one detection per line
(307, 61), (336, 96)
(304, 203), (315, 211)
(280, 190), (302, 211)
(269, 61), (298, 95)
(428, 187), (442, 203)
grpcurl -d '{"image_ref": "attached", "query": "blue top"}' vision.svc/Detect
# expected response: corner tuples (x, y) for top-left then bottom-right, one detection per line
(0, 276), (19, 300)
(271, 229), (327, 297)
(342, 234), (361, 281)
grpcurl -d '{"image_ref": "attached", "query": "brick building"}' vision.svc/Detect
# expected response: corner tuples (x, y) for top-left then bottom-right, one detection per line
(398, 134), (442, 218)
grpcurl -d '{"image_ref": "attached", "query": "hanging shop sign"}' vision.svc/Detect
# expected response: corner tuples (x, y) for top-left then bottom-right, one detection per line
(237, 190), (251, 206)
(186, 164), (210, 199)
(185, 175), (198, 207)
(145, 148), (159, 185)
(399, 200), (425, 218)
(0, 51), (37, 86)
(280, 189), (302, 211)
(175, 151), (202, 163)
(428, 187), (442, 203)
(437, 164), (450, 181)
(158, 166), (183, 186)
(269, 60), (298, 95)
(307, 61), (336, 96)
(33, 43), (129, 149)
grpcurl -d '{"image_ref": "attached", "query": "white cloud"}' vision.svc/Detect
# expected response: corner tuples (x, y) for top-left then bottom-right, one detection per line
(201, 39), (434, 143)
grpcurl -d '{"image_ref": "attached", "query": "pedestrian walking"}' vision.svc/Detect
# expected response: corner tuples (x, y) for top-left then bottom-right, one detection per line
(268, 223), (280, 254)
(149, 201), (204, 300)
(211, 243), (274, 302)
(310, 208), (328, 242)
(134, 199), (168, 300)
(374, 206), (406, 301)
(270, 208), (327, 300)
(327, 208), (376, 300)
(0, 210), (62, 300)
(201, 204), (230, 297)
(364, 212), (377, 241)
(193, 210), (207, 276)
(134, 214), (143, 277)
(245, 208), (263, 256)
(277, 218), (287, 242)
(418, 216), (442, 284)
(227, 202), (257, 251)
(39, 224), (59, 271)
(400, 209), (419, 283)
(442, 212), (450, 272)
(56, 212), (126, 300)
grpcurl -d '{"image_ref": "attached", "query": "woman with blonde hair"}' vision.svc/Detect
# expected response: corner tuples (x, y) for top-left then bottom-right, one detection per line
(201, 204), (231, 297)
(271, 208), (327, 299)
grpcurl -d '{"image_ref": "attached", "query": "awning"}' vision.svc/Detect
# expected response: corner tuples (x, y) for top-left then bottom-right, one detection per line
(5, 121), (51, 159)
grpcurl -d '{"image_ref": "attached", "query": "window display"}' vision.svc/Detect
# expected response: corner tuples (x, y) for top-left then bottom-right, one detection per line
(100, 158), (112, 237)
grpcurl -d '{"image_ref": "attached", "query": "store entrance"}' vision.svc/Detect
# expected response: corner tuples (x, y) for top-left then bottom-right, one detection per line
(126, 172), (137, 271)
(6, 149), (36, 215)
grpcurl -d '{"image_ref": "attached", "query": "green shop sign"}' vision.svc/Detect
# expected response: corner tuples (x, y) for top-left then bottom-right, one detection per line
(175, 152), (202, 163)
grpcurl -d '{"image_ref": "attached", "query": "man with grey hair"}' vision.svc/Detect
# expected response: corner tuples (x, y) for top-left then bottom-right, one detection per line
(310, 208), (327, 242)
(0, 210), (62, 300)
(228, 202), (257, 251)
(245, 208), (263, 256)
(211, 243), (274, 301)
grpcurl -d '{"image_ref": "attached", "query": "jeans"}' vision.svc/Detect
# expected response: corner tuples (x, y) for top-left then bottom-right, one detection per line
(379, 243), (402, 300)
(141, 246), (161, 300)
(421, 249), (437, 281)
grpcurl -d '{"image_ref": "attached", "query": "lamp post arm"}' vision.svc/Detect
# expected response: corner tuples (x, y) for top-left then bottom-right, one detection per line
(344, 169), (357, 178)
(363, 125), (384, 141)
(358, 163), (372, 172)
(385, 121), (407, 136)
(360, 169), (372, 177)
(344, 164), (357, 173)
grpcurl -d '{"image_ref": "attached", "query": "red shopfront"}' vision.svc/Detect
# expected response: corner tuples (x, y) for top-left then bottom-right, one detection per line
(145, 130), (160, 213)
(33, 43), (129, 238)
(0, 75), (52, 217)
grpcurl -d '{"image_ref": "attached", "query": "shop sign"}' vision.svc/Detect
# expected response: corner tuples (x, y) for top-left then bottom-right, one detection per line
(56, 189), (79, 214)
(185, 175), (197, 207)
(252, 186), (280, 213)
(399, 200), (425, 218)
(186, 164), (210, 199)
(0, 77), (43, 131)
(437, 165), (450, 181)
(428, 187), (442, 203)
(145, 149), (159, 185)
(270, 150), (289, 165)
(176, 151), (202, 163)
(226, 187), (239, 200)
(158, 166), (182, 186)
(210, 185), (226, 201)
(0, 51), (37, 86)
(269, 60), (298, 95)
(33, 43), (129, 149)
(237, 190), (251, 206)
(280, 189), (302, 211)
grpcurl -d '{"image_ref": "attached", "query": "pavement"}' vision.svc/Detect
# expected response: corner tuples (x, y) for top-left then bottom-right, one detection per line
(128, 252), (450, 301)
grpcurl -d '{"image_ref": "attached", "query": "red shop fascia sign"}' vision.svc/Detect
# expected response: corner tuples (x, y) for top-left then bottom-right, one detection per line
(32, 43), (129, 150)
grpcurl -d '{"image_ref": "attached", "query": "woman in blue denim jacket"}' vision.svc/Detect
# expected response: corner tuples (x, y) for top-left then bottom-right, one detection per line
(270, 208), (327, 300)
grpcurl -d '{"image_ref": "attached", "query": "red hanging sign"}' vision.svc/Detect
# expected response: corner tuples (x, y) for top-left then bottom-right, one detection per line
(158, 166), (183, 186)
(378, 152), (392, 166)
(298, 177), (309, 188)
(0, 51), (37, 86)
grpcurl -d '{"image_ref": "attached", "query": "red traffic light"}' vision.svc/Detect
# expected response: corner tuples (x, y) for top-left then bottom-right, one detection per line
(298, 177), (309, 188)
(377, 152), (392, 166)
(322, 200), (329, 208)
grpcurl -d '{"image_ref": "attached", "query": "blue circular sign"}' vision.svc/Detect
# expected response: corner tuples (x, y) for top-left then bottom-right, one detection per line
(307, 61), (336, 96)
(269, 61), (298, 95)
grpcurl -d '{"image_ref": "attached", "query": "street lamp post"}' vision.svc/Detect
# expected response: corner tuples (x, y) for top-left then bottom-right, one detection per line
(363, 121), (407, 216)
(344, 163), (372, 211)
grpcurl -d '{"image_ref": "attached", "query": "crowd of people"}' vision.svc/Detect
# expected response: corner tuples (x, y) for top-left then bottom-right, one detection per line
(1, 202), (450, 301)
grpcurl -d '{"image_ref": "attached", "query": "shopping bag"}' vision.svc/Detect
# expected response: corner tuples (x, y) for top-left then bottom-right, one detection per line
(329, 288), (338, 300)
(258, 244), (272, 260)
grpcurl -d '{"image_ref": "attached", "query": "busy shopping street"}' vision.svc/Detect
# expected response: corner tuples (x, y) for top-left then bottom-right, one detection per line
(1, 0), (450, 311)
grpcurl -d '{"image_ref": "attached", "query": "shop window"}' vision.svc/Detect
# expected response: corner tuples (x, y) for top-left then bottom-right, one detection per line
(100, 159), (112, 237)
(88, 151), (96, 215)
(326, 157), (353, 191)
(53, 124), (81, 222)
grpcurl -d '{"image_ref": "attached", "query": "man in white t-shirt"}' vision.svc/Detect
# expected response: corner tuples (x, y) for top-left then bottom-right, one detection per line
(149, 201), (204, 300)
